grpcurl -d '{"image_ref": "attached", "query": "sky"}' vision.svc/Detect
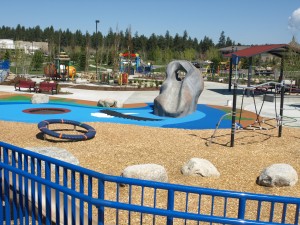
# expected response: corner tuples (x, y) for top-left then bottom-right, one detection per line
(2, 0), (300, 45)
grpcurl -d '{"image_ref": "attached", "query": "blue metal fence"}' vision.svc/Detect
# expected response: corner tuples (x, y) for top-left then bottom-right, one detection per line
(1, 140), (300, 225)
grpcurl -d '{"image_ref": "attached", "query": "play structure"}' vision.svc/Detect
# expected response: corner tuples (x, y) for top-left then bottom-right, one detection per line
(154, 60), (204, 118)
(208, 81), (285, 147)
(0, 60), (10, 82)
(119, 52), (141, 74)
(44, 52), (76, 80)
(38, 119), (96, 141)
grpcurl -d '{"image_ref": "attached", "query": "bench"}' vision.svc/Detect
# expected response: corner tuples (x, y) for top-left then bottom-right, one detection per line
(15, 80), (36, 92)
(35, 81), (58, 95)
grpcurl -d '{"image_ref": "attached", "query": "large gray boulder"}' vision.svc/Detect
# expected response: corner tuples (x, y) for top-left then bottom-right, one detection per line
(257, 163), (298, 187)
(121, 164), (168, 182)
(153, 60), (204, 117)
(181, 158), (220, 177)
(31, 93), (49, 104)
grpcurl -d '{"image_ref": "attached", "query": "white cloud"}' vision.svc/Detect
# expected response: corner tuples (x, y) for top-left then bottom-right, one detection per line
(288, 8), (300, 32)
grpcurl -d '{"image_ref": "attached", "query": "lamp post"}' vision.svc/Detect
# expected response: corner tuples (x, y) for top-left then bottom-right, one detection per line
(95, 20), (100, 82)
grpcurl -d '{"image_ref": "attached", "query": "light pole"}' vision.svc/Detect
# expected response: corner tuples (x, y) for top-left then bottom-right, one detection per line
(95, 20), (100, 82)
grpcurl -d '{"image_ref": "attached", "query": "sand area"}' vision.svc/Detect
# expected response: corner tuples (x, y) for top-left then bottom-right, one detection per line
(0, 118), (299, 199)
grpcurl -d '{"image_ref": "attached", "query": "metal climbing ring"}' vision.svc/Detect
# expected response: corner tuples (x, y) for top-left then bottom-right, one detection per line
(38, 119), (96, 141)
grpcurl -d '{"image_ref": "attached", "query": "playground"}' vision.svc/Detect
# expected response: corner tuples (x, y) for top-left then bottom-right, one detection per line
(0, 82), (299, 193)
(0, 79), (300, 224)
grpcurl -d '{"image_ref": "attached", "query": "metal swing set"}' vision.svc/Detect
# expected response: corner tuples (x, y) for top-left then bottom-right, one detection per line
(208, 81), (285, 147)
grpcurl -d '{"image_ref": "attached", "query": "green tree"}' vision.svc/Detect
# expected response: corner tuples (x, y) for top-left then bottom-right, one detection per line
(4, 50), (10, 60)
(206, 47), (222, 74)
(200, 36), (214, 54)
(79, 48), (86, 71)
(31, 50), (44, 71)
(217, 31), (226, 48)
(184, 48), (196, 61)
(283, 47), (300, 84)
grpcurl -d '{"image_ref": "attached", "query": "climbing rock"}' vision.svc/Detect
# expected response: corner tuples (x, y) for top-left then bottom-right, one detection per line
(121, 164), (168, 183)
(257, 163), (298, 187)
(181, 158), (220, 177)
(31, 93), (49, 104)
(97, 98), (118, 108)
(154, 60), (204, 117)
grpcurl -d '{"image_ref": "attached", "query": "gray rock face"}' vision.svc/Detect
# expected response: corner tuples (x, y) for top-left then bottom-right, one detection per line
(25, 147), (79, 166)
(257, 163), (298, 187)
(154, 60), (204, 118)
(121, 164), (168, 182)
(181, 158), (220, 177)
(31, 94), (49, 104)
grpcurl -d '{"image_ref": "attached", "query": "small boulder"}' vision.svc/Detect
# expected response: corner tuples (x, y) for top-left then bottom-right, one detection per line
(257, 163), (298, 187)
(181, 158), (220, 177)
(25, 147), (79, 166)
(31, 93), (49, 104)
(121, 164), (168, 183)
(97, 98), (116, 107)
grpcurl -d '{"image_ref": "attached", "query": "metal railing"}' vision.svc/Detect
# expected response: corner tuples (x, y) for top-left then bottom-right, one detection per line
(1, 141), (300, 225)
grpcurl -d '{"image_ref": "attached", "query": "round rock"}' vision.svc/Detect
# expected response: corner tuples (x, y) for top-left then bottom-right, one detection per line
(25, 147), (79, 165)
(121, 164), (168, 182)
(257, 163), (298, 187)
(181, 158), (220, 177)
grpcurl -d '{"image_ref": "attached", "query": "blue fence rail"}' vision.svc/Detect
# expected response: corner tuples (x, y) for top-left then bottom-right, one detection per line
(1, 141), (300, 225)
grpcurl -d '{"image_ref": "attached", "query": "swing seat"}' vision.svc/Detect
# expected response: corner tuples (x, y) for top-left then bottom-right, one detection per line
(263, 94), (275, 102)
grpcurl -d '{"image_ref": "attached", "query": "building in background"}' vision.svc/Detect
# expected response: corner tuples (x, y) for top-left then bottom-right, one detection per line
(0, 39), (48, 54)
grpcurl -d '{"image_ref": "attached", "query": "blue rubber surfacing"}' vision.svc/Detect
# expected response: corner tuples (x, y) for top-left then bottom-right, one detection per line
(0, 101), (232, 130)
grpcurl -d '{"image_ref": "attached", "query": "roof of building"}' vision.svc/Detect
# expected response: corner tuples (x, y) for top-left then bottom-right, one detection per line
(224, 44), (297, 58)
(219, 45), (249, 53)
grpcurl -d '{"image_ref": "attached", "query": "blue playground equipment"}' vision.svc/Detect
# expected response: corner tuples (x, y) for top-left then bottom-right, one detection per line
(119, 52), (141, 74)
(0, 60), (10, 82)
(1, 140), (300, 225)
(38, 119), (96, 141)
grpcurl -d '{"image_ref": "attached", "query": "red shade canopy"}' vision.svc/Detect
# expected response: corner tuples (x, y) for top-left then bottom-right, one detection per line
(225, 44), (290, 58)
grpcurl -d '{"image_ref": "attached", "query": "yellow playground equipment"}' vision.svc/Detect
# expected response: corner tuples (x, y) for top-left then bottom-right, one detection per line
(66, 66), (76, 80)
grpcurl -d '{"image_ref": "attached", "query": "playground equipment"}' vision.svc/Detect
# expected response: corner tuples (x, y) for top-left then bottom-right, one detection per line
(66, 65), (76, 80)
(118, 72), (128, 85)
(0, 60), (10, 82)
(38, 119), (96, 141)
(208, 81), (285, 147)
(44, 52), (76, 80)
(119, 52), (141, 74)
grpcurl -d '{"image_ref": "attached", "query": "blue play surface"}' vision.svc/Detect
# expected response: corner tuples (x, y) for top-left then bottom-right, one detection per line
(0, 101), (232, 130)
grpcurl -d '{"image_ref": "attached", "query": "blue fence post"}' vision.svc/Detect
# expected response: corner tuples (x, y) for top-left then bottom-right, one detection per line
(238, 197), (246, 220)
(3, 147), (11, 224)
(45, 161), (52, 225)
(167, 189), (175, 225)
(98, 179), (105, 225)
